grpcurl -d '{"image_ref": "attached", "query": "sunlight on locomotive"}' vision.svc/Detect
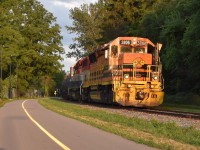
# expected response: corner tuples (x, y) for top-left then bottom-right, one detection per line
(61, 36), (164, 107)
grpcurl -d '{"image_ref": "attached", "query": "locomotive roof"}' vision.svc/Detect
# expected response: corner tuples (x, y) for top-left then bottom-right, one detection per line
(72, 36), (156, 69)
(112, 36), (155, 47)
(95, 36), (155, 52)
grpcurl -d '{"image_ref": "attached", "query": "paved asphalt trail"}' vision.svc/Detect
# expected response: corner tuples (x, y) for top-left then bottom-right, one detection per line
(0, 100), (156, 150)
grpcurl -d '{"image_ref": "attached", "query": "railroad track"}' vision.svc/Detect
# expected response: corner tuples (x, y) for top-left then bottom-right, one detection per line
(132, 108), (200, 120)
(81, 102), (200, 120)
(59, 98), (200, 120)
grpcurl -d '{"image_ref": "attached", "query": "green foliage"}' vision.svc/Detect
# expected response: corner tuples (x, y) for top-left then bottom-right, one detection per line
(181, 0), (200, 93)
(0, 0), (64, 97)
(53, 70), (66, 89)
(67, 0), (159, 58)
(66, 3), (102, 58)
(163, 93), (200, 111)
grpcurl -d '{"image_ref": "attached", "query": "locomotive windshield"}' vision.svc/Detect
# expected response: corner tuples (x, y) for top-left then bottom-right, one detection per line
(121, 46), (132, 53)
(119, 39), (147, 54)
(119, 46), (146, 54)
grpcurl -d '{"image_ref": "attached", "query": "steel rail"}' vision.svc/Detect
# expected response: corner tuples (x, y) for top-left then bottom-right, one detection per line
(60, 97), (200, 120)
(131, 108), (200, 120)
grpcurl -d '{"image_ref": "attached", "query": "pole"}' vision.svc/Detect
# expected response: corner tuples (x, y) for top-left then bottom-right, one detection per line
(9, 57), (12, 99)
(0, 46), (2, 99)
(16, 62), (18, 98)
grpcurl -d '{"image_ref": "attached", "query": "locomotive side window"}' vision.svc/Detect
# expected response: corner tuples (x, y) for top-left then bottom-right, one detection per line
(83, 59), (87, 67)
(121, 46), (132, 53)
(111, 45), (118, 57)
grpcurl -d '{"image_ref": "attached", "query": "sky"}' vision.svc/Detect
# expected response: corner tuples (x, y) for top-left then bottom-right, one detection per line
(37, 0), (97, 71)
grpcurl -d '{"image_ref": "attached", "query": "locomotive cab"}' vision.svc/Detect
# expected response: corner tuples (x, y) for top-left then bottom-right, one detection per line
(107, 37), (164, 107)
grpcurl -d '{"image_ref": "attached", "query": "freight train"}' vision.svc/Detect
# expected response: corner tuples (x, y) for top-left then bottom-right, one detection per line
(61, 36), (164, 107)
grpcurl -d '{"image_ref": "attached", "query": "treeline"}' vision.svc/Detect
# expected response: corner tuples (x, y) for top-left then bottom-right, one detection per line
(67, 0), (200, 95)
(0, 0), (65, 98)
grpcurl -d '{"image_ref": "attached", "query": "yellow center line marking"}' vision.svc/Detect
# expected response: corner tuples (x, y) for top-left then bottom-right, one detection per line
(22, 100), (71, 150)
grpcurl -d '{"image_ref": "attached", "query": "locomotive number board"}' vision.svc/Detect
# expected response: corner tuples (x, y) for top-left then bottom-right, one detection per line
(137, 40), (147, 46)
(119, 40), (147, 46)
(119, 40), (132, 45)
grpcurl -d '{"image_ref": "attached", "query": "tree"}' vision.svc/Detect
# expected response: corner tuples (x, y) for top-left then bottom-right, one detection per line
(66, 0), (160, 59)
(0, 0), (64, 97)
(52, 70), (66, 96)
(182, 0), (200, 94)
(66, 3), (102, 59)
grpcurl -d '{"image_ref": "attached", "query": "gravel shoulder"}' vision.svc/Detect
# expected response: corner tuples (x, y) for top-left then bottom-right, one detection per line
(73, 102), (200, 130)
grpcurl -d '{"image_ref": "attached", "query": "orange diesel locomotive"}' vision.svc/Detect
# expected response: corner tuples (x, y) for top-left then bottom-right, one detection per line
(62, 37), (164, 107)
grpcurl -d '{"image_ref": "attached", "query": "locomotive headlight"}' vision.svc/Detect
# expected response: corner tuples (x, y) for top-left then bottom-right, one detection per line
(152, 72), (159, 81)
(133, 38), (136, 45)
(124, 74), (129, 79)
(153, 76), (158, 80)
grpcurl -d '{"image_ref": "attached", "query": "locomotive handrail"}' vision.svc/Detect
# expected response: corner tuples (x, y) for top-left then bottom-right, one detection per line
(147, 65), (161, 81)
(161, 74), (165, 90)
(80, 82), (83, 95)
(133, 65), (137, 81)
(147, 65), (151, 81)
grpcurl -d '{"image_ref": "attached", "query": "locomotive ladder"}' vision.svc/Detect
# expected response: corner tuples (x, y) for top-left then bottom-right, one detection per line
(112, 67), (122, 91)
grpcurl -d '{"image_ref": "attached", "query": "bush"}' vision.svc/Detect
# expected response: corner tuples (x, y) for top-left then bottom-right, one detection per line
(164, 92), (200, 105)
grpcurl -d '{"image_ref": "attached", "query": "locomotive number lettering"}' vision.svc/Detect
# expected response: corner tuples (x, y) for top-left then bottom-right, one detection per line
(120, 40), (132, 45)
(137, 40), (147, 46)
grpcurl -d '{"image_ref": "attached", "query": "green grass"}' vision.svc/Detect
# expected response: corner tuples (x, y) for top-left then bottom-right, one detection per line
(158, 103), (200, 113)
(159, 93), (200, 113)
(39, 98), (200, 150)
